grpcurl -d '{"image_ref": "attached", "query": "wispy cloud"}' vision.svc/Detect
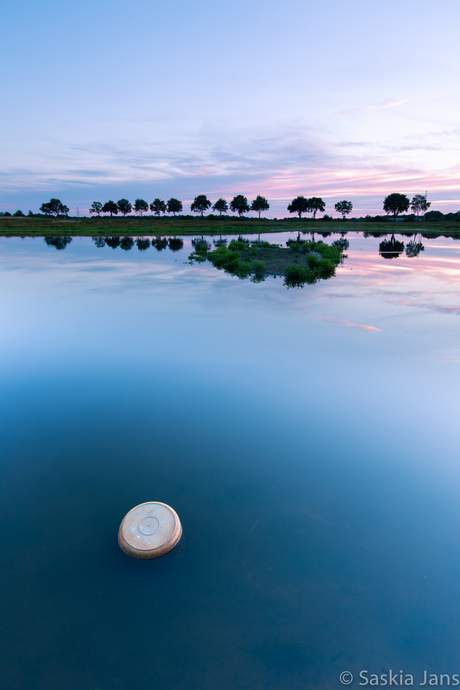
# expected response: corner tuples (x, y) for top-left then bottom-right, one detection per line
(2, 112), (460, 216)
(435, 350), (460, 363)
(395, 300), (460, 315)
(317, 316), (381, 332)
(334, 99), (408, 119)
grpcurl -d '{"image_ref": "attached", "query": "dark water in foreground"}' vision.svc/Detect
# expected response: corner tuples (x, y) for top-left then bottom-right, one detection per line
(1, 232), (460, 690)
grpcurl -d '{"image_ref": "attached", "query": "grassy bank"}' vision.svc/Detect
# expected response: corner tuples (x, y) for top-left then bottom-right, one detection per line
(1, 216), (460, 238)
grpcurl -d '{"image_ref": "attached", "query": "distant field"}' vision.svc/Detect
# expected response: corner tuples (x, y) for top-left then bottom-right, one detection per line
(1, 216), (460, 238)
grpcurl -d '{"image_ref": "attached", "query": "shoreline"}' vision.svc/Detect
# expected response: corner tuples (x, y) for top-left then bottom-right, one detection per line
(1, 217), (460, 238)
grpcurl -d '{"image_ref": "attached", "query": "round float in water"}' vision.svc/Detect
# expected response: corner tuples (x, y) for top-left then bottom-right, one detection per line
(118, 502), (182, 559)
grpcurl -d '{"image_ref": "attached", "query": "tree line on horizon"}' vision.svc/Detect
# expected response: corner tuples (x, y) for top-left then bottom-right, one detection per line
(0, 192), (437, 221)
(86, 195), (271, 218)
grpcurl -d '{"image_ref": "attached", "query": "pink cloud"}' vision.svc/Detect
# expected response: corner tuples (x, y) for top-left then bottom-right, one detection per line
(317, 316), (381, 332)
(239, 165), (460, 216)
(335, 99), (408, 119)
(190, 168), (213, 177)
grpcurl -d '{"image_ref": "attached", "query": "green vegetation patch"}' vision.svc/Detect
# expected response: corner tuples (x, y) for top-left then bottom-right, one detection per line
(189, 237), (346, 287)
(1, 216), (460, 239)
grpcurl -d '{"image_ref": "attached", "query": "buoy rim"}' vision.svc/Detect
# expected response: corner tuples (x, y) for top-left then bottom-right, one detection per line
(118, 501), (182, 559)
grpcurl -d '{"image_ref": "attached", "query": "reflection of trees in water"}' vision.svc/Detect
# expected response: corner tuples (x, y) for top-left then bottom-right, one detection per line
(136, 238), (150, 251)
(105, 237), (120, 249)
(89, 235), (184, 251)
(250, 271), (266, 284)
(405, 234), (425, 258)
(332, 238), (349, 250)
(191, 238), (211, 251)
(44, 237), (73, 250)
(286, 234), (306, 246)
(379, 234), (405, 259)
(168, 237), (183, 251)
(153, 237), (168, 251)
(214, 238), (228, 247)
(120, 236), (134, 251)
(284, 267), (332, 289)
(287, 237), (304, 247)
(364, 231), (387, 238)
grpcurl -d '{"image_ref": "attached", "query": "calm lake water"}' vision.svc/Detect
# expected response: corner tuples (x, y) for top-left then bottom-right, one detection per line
(1, 231), (460, 690)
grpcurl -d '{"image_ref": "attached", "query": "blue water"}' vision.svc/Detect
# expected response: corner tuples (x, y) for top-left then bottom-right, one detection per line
(1, 232), (460, 689)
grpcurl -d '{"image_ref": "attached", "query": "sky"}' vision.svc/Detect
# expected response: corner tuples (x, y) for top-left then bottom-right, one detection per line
(1, 0), (460, 217)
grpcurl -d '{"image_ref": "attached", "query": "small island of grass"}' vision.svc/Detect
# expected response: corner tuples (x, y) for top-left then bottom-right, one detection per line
(188, 236), (347, 287)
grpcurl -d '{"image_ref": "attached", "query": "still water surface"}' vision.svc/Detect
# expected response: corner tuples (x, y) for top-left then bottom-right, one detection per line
(1, 232), (460, 689)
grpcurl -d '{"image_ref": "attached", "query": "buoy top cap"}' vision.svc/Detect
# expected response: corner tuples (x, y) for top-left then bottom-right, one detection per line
(121, 502), (178, 552)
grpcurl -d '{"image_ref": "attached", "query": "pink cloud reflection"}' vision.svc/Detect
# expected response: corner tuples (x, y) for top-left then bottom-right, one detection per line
(318, 316), (381, 332)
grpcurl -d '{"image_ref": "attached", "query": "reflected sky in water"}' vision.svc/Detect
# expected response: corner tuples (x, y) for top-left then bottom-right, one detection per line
(1, 232), (460, 690)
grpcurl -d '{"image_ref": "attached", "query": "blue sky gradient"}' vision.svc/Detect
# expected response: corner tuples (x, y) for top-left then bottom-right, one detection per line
(1, 0), (459, 216)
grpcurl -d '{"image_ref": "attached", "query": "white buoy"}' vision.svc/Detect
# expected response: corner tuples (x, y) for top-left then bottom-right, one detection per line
(118, 502), (182, 559)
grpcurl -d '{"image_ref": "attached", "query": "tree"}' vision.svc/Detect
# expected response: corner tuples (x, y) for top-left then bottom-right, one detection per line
(287, 196), (309, 218)
(230, 194), (250, 217)
(410, 194), (431, 219)
(40, 198), (69, 216)
(250, 195), (270, 218)
(212, 198), (228, 215)
(166, 198), (183, 215)
(56, 200), (69, 216)
(58, 201), (69, 216)
(425, 210), (444, 221)
(190, 194), (211, 216)
(150, 198), (166, 216)
(134, 198), (149, 216)
(102, 200), (118, 217)
(307, 197), (326, 219)
(117, 199), (132, 216)
(90, 201), (103, 216)
(383, 193), (410, 221)
(13, 210), (24, 216)
(334, 200), (353, 219)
